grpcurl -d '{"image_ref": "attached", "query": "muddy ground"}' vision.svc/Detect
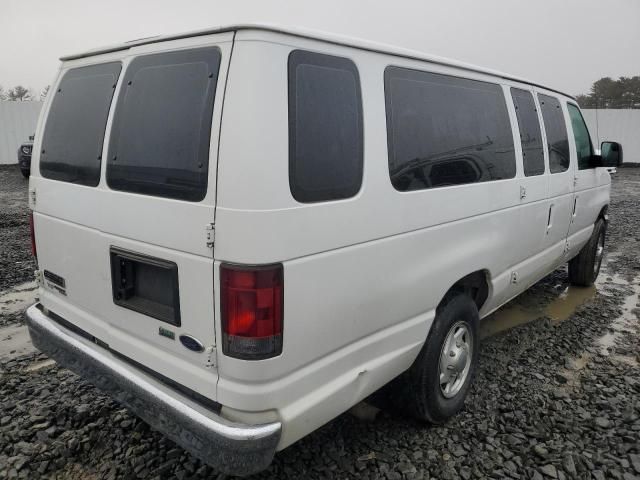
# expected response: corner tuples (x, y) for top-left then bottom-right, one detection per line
(0, 165), (639, 480)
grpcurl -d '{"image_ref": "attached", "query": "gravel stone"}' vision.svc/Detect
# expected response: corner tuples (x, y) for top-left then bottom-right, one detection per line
(2, 166), (640, 479)
(539, 464), (558, 478)
(562, 454), (577, 476)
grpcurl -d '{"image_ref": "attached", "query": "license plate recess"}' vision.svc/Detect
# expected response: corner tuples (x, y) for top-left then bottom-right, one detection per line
(110, 247), (181, 326)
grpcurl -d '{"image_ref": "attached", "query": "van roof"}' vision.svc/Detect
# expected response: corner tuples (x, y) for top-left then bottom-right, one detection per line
(60, 23), (575, 100)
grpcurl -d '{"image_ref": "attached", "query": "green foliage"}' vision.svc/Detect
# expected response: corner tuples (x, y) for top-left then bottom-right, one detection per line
(576, 76), (640, 109)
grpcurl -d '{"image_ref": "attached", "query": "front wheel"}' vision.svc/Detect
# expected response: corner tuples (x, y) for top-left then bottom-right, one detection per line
(401, 294), (479, 423)
(568, 219), (606, 287)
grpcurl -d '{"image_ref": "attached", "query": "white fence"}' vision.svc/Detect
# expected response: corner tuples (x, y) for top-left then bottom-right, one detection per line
(0, 101), (43, 165)
(0, 103), (637, 165)
(582, 109), (640, 164)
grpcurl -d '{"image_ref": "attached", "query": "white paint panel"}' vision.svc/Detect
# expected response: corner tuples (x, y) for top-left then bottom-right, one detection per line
(0, 101), (42, 164)
(582, 109), (640, 163)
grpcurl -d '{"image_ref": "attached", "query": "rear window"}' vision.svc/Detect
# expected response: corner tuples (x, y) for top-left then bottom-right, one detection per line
(40, 63), (122, 186)
(107, 48), (221, 202)
(385, 67), (516, 192)
(538, 94), (570, 173)
(288, 50), (363, 203)
(510, 88), (545, 176)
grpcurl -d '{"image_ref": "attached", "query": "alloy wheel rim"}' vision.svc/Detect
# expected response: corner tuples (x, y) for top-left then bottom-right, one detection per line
(439, 321), (472, 399)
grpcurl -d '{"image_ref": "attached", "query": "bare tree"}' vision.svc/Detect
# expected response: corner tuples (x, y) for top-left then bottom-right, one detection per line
(0, 85), (6, 101)
(40, 85), (50, 101)
(6, 85), (33, 101)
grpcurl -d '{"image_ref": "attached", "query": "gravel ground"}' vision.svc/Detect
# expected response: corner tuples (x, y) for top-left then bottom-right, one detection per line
(1, 168), (639, 480)
(0, 166), (35, 291)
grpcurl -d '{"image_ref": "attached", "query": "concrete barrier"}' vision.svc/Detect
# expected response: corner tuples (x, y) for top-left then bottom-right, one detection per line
(582, 109), (640, 163)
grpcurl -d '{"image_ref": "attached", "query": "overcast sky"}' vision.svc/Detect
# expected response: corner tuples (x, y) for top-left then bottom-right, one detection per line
(2, 0), (639, 97)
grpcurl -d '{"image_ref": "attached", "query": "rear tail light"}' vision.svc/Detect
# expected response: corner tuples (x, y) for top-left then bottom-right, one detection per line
(29, 211), (37, 258)
(220, 263), (283, 360)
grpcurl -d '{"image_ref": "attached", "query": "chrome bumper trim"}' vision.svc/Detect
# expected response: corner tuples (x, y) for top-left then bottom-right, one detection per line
(25, 304), (280, 476)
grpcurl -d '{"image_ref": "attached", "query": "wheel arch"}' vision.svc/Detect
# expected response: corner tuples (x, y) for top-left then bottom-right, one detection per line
(597, 205), (608, 225)
(439, 270), (490, 313)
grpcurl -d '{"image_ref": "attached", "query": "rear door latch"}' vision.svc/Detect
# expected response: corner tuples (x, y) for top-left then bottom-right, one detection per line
(206, 223), (215, 248)
(205, 346), (217, 368)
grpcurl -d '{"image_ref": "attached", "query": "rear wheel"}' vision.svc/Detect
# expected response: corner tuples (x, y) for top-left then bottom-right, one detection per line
(401, 294), (479, 423)
(20, 168), (30, 179)
(568, 219), (606, 286)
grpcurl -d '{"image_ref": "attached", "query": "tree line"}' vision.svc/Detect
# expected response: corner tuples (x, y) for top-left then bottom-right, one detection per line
(3, 76), (638, 108)
(0, 85), (49, 101)
(576, 76), (640, 109)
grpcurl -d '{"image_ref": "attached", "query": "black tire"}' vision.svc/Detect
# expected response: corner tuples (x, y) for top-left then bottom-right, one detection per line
(568, 219), (606, 287)
(400, 294), (479, 424)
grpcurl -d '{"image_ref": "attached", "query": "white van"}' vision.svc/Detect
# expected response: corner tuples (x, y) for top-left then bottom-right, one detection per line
(25, 25), (623, 475)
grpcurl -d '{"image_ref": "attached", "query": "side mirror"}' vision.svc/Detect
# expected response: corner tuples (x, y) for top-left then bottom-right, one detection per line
(601, 141), (623, 168)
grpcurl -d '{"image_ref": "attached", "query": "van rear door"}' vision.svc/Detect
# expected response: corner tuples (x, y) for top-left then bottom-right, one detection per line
(31, 32), (234, 401)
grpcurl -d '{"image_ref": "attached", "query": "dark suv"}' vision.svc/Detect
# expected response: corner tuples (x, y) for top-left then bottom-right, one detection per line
(17, 135), (34, 178)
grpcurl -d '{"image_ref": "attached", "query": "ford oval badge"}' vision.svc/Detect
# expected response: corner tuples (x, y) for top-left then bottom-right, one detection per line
(179, 335), (204, 353)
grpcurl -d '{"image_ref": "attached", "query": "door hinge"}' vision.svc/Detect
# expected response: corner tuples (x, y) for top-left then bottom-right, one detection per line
(563, 240), (570, 256)
(205, 345), (217, 368)
(511, 271), (518, 284)
(205, 223), (215, 248)
(29, 189), (36, 207)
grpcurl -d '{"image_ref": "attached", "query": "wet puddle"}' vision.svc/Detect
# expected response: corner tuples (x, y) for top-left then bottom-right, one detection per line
(481, 249), (639, 341)
(0, 281), (38, 316)
(0, 323), (36, 359)
(0, 282), (39, 361)
(595, 278), (640, 357)
(555, 273), (639, 385)
(480, 284), (596, 339)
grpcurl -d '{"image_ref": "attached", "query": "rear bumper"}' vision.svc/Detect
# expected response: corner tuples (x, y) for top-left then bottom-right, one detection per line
(25, 304), (281, 476)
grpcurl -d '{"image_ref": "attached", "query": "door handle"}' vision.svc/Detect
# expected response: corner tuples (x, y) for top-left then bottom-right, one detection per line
(572, 197), (578, 218)
(546, 204), (554, 234)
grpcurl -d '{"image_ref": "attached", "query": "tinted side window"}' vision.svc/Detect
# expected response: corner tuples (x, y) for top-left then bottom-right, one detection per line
(567, 103), (593, 170)
(510, 88), (545, 176)
(40, 63), (122, 186)
(107, 48), (221, 202)
(385, 67), (516, 191)
(288, 50), (363, 203)
(538, 94), (570, 174)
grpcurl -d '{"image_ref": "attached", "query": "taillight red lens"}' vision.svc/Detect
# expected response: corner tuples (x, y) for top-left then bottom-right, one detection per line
(29, 211), (37, 258)
(220, 263), (283, 360)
